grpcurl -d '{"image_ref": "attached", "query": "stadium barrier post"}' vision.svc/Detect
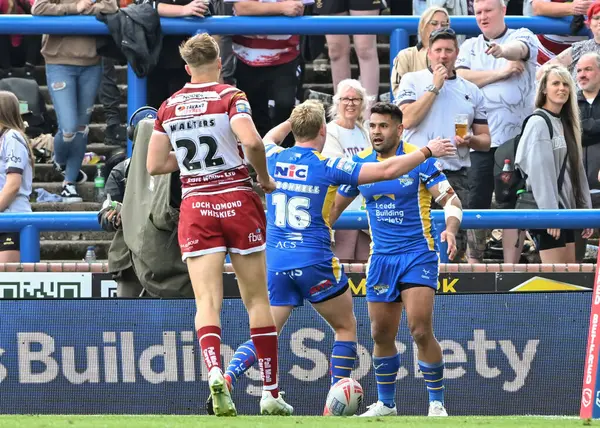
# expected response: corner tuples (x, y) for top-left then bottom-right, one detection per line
(389, 28), (408, 102)
(127, 66), (147, 157)
(20, 225), (40, 263)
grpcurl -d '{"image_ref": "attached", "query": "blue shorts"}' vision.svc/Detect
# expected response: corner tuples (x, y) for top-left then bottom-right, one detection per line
(366, 251), (439, 303)
(267, 258), (348, 307)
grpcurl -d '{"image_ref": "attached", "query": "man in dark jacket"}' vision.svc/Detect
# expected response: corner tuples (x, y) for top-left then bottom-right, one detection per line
(576, 52), (600, 208)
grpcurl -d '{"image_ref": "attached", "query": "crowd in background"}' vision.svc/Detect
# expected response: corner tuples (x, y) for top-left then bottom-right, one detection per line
(0, 0), (599, 288)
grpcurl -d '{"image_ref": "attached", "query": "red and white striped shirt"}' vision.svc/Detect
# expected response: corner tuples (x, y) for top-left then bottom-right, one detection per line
(154, 82), (254, 198)
(231, 0), (300, 67)
(534, 0), (588, 65)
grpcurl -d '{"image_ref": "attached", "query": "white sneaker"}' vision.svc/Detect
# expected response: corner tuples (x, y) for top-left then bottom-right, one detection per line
(208, 368), (236, 417)
(260, 390), (293, 415)
(359, 401), (397, 417)
(60, 183), (83, 203)
(428, 400), (448, 417)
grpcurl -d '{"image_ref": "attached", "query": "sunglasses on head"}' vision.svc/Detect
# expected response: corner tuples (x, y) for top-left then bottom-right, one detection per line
(430, 27), (456, 39)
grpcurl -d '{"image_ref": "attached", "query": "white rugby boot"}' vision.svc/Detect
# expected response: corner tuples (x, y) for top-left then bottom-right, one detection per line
(208, 368), (237, 417)
(359, 401), (397, 417)
(260, 390), (294, 415)
(428, 400), (448, 417)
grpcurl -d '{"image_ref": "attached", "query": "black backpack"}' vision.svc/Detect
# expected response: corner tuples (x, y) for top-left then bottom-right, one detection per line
(0, 77), (56, 139)
(493, 110), (553, 206)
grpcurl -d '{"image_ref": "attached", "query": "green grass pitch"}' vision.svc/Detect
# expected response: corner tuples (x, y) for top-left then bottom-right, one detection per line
(0, 416), (595, 428)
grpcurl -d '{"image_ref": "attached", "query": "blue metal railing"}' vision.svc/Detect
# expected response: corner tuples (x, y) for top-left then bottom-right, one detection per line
(0, 14), (596, 262)
(5, 210), (600, 262)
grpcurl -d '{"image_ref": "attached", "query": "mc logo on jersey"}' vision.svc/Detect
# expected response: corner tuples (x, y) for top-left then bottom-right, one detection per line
(274, 163), (308, 181)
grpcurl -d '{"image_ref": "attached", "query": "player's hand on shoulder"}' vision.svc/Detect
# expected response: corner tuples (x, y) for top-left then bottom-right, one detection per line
(427, 137), (455, 158)
(257, 175), (277, 194)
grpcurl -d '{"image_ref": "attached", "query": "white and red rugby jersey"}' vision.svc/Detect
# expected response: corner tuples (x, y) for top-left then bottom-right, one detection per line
(535, 0), (587, 65)
(154, 82), (254, 198)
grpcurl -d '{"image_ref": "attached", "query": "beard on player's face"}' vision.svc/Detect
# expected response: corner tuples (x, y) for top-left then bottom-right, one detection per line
(372, 131), (399, 156)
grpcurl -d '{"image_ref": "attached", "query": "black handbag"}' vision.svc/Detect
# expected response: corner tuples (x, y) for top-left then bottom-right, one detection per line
(515, 153), (568, 210)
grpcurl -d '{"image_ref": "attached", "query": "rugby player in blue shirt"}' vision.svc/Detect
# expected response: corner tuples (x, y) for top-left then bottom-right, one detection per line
(207, 100), (456, 415)
(330, 102), (463, 417)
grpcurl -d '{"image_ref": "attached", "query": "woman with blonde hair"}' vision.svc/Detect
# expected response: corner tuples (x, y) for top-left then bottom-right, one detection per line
(516, 64), (593, 263)
(390, 6), (450, 98)
(322, 79), (371, 263)
(0, 91), (34, 262)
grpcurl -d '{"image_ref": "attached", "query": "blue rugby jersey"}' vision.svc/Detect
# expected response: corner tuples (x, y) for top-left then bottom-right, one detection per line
(338, 142), (447, 255)
(264, 143), (363, 271)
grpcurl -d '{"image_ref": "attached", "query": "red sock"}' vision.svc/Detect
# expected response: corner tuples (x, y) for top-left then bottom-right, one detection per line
(251, 326), (279, 398)
(197, 326), (222, 372)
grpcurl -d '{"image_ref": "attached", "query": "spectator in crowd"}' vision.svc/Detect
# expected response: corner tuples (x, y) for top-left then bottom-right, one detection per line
(315, 0), (382, 110)
(0, 0), (41, 79)
(541, 2), (600, 81)
(397, 28), (491, 261)
(456, 0), (538, 263)
(230, 0), (304, 148)
(32, 0), (118, 202)
(0, 91), (34, 263)
(391, 6), (450, 98)
(576, 52), (600, 208)
(213, 0), (237, 86)
(322, 79), (371, 263)
(526, 0), (591, 66)
(575, 52), (600, 260)
(516, 64), (593, 263)
(147, 0), (211, 108)
(414, 0), (428, 15)
(99, 57), (126, 146)
(98, 155), (141, 296)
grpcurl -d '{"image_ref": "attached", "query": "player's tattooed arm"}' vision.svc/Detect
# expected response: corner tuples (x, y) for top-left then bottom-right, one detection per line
(147, 132), (179, 175)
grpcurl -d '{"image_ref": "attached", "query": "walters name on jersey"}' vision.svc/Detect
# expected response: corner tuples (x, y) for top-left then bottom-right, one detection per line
(153, 82), (254, 198)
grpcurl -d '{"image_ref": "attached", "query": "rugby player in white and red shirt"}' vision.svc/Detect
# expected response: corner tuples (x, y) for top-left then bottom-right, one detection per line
(146, 33), (293, 417)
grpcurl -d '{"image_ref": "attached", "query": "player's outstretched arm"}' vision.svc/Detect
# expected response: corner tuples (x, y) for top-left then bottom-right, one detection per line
(231, 116), (276, 193)
(147, 132), (180, 175)
(263, 120), (292, 147)
(329, 193), (357, 227)
(429, 180), (463, 260)
(357, 138), (455, 185)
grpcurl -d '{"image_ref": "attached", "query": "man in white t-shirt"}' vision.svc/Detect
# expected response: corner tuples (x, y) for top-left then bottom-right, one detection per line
(456, 0), (538, 264)
(397, 27), (491, 260)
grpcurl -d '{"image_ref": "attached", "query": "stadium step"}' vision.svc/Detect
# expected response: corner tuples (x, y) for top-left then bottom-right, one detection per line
(46, 103), (129, 125)
(34, 163), (99, 183)
(40, 239), (110, 260)
(32, 202), (101, 212)
(33, 182), (96, 202)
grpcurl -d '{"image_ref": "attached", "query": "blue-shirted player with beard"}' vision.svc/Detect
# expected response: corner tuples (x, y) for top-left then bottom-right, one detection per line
(205, 100), (455, 415)
(330, 102), (463, 418)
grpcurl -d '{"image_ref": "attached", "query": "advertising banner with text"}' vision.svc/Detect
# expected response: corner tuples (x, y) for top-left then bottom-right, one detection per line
(0, 292), (589, 415)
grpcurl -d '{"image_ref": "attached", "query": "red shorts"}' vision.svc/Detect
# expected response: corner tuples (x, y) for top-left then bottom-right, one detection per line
(178, 189), (266, 260)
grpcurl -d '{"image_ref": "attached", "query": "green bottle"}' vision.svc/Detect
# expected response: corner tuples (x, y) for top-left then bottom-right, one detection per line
(94, 165), (106, 203)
